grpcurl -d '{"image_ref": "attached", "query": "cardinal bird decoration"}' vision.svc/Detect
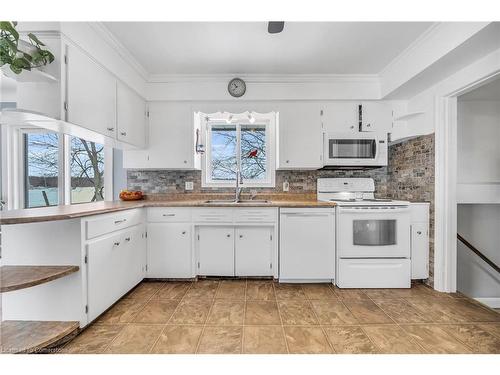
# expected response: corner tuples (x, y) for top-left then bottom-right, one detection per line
(247, 149), (258, 158)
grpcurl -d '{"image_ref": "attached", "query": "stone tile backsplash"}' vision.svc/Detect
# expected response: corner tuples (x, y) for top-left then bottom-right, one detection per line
(127, 133), (435, 284)
(387, 133), (435, 286)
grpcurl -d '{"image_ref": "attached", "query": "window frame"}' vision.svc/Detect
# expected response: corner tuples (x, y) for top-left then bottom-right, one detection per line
(1, 125), (113, 210)
(200, 111), (276, 188)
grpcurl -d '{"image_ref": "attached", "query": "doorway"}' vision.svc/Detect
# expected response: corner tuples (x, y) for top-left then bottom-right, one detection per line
(455, 78), (500, 309)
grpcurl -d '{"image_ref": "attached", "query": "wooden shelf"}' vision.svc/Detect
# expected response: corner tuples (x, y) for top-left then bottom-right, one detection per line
(0, 265), (79, 293)
(0, 320), (79, 353)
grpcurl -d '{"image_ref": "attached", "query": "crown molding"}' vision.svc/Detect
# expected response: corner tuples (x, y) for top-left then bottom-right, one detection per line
(89, 22), (149, 81)
(378, 22), (442, 77)
(147, 73), (380, 84)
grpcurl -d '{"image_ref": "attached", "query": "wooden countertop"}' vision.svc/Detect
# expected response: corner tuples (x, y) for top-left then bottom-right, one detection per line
(0, 194), (336, 225)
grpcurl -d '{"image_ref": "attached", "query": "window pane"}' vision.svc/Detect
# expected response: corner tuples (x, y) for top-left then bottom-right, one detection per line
(210, 125), (237, 181)
(24, 132), (59, 208)
(241, 125), (266, 180)
(70, 137), (105, 203)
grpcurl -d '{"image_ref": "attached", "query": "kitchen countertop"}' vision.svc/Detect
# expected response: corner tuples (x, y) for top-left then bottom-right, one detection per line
(0, 194), (336, 225)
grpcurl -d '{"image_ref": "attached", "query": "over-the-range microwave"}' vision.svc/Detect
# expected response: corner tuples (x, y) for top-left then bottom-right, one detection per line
(323, 132), (388, 167)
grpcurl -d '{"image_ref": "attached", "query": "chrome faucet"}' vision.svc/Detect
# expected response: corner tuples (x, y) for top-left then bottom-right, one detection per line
(235, 170), (244, 202)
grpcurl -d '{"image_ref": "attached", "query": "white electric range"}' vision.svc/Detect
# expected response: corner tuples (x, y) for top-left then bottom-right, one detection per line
(317, 178), (411, 288)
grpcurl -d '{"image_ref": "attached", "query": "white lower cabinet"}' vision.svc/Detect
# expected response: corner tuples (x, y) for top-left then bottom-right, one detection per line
(194, 208), (278, 277)
(410, 203), (430, 279)
(197, 226), (235, 276)
(86, 224), (146, 323)
(279, 208), (335, 281)
(235, 227), (274, 276)
(147, 223), (192, 278)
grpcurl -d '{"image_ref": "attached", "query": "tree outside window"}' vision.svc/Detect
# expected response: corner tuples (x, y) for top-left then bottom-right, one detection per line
(70, 137), (105, 203)
(202, 112), (275, 187)
(24, 130), (105, 207)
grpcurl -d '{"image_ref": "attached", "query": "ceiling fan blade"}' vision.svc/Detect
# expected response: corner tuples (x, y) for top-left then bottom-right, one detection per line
(268, 21), (285, 34)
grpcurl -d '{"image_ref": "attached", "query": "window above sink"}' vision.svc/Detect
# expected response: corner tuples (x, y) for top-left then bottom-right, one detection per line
(196, 111), (277, 188)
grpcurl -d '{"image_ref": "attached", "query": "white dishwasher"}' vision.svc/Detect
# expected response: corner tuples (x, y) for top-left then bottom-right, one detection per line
(279, 208), (335, 283)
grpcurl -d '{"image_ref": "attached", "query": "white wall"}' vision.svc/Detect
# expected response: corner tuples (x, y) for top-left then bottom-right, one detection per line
(146, 75), (381, 101)
(457, 100), (500, 184)
(457, 204), (500, 303)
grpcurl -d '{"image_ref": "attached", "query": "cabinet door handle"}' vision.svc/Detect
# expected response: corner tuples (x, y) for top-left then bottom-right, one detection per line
(366, 123), (371, 128)
(182, 231), (186, 235)
(226, 234), (231, 238)
(107, 127), (115, 132)
(286, 160), (290, 163)
(417, 231), (422, 235)
(125, 237), (131, 242)
(120, 131), (127, 136)
(162, 214), (175, 217)
(113, 241), (120, 246)
(239, 234), (243, 239)
(114, 219), (127, 224)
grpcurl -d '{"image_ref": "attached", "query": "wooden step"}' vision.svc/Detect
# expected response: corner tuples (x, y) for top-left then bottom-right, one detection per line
(0, 320), (80, 353)
(0, 265), (80, 293)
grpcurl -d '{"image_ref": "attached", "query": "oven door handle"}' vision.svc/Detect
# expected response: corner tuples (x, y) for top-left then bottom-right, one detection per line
(338, 206), (410, 213)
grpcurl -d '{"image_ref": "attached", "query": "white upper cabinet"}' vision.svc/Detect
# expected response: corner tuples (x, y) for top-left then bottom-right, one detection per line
(116, 82), (146, 148)
(277, 102), (323, 169)
(322, 102), (359, 133)
(123, 102), (199, 169)
(359, 101), (393, 133)
(66, 45), (116, 137)
(322, 101), (393, 133)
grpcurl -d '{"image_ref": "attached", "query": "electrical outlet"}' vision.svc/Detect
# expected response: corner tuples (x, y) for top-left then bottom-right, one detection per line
(185, 181), (194, 191)
(283, 181), (289, 192)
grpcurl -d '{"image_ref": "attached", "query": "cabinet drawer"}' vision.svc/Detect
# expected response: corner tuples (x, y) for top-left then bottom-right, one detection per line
(234, 208), (278, 223)
(85, 209), (143, 240)
(148, 207), (192, 223)
(337, 258), (410, 288)
(193, 208), (234, 223)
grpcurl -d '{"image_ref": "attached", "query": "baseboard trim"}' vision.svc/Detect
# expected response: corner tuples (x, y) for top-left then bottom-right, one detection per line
(474, 297), (500, 309)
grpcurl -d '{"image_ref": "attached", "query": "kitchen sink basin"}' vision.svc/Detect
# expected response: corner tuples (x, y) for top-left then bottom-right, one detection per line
(203, 199), (271, 205)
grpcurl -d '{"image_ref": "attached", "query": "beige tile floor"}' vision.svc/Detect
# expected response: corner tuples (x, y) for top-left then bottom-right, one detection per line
(60, 280), (500, 354)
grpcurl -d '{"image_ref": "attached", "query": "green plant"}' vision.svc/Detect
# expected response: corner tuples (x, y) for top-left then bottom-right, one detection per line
(0, 21), (54, 74)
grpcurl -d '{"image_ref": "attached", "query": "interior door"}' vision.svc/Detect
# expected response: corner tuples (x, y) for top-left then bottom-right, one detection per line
(197, 226), (234, 276)
(235, 226), (273, 276)
(66, 45), (116, 137)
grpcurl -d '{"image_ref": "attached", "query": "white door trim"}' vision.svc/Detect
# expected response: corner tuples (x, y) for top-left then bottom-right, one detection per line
(434, 70), (500, 292)
(434, 96), (457, 292)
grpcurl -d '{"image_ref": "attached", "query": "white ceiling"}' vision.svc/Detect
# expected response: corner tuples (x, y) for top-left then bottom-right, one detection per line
(103, 22), (433, 76)
(459, 76), (500, 101)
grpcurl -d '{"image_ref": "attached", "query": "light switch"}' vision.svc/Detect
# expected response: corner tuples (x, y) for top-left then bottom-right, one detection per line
(283, 181), (289, 192)
(185, 181), (194, 191)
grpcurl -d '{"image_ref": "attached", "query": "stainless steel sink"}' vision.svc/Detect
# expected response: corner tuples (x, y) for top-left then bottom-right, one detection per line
(203, 200), (271, 205)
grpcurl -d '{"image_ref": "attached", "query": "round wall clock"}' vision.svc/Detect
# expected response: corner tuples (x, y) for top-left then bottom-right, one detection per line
(228, 78), (246, 97)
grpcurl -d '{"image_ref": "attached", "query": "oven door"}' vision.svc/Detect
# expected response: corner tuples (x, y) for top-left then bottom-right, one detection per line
(337, 206), (410, 258)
